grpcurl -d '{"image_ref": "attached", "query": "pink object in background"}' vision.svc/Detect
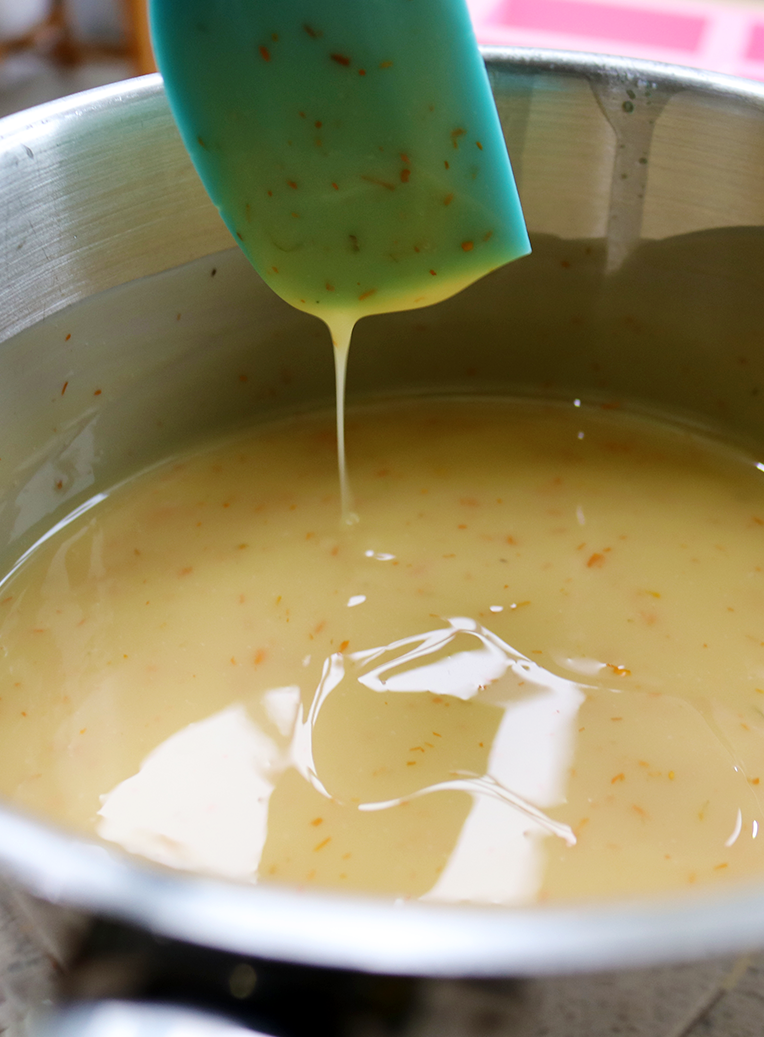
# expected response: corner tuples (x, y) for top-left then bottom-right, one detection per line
(746, 22), (764, 62)
(490, 0), (705, 51)
(468, 0), (764, 81)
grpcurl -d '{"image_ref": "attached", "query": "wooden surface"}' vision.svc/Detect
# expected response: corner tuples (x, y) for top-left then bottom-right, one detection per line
(0, 0), (155, 78)
(122, 0), (155, 76)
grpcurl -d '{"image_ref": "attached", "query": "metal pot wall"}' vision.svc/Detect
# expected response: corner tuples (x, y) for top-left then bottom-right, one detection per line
(1, 50), (764, 982)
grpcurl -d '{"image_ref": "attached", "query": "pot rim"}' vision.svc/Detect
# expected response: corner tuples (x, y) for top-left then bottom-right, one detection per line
(5, 793), (764, 977)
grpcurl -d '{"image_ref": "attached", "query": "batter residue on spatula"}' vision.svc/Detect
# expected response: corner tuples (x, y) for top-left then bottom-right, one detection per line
(150, 0), (531, 518)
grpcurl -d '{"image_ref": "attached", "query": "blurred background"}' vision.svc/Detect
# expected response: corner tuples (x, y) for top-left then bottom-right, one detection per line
(0, 0), (148, 117)
(2, 0), (764, 121)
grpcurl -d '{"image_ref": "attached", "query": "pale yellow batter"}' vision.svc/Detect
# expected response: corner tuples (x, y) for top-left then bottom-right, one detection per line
(1, 396), (763, 905)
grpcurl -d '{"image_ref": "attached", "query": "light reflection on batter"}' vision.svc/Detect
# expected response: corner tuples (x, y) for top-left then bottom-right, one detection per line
(98, 618), (586, 902)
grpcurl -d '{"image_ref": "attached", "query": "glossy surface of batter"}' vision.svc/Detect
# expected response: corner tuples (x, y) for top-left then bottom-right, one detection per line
(1, 397), (763, 905)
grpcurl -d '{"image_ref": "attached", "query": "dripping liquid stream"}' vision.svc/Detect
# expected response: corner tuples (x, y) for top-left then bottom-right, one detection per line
(328, 316), (359, 526)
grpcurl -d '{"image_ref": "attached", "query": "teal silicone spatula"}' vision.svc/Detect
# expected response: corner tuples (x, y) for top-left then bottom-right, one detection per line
(150, 0), (530, 520)
(150, 0), (530, 340)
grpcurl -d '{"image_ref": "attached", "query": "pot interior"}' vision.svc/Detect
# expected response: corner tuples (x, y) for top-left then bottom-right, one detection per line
(1, 53), (764, 975)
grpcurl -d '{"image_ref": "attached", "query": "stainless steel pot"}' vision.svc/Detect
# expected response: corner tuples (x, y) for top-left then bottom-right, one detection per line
(1, 50), (764, 981)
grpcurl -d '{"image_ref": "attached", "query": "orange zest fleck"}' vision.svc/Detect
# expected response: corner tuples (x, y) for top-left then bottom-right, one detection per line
(461, 241), (474, 251)
(587, 552), (605, 568)
(443, 193), (454, 206)
(339, 640), (349, 652)
(330, 53), (351, 67)
(61, 381), (68, 396)
(358, 289), (376, 300)
(400, 168), (411, 183)
(310, 817), (323, 827)
(607, 664), (631, 676)
(259, 45), (271, 61)
(314, 837), (331, 851)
